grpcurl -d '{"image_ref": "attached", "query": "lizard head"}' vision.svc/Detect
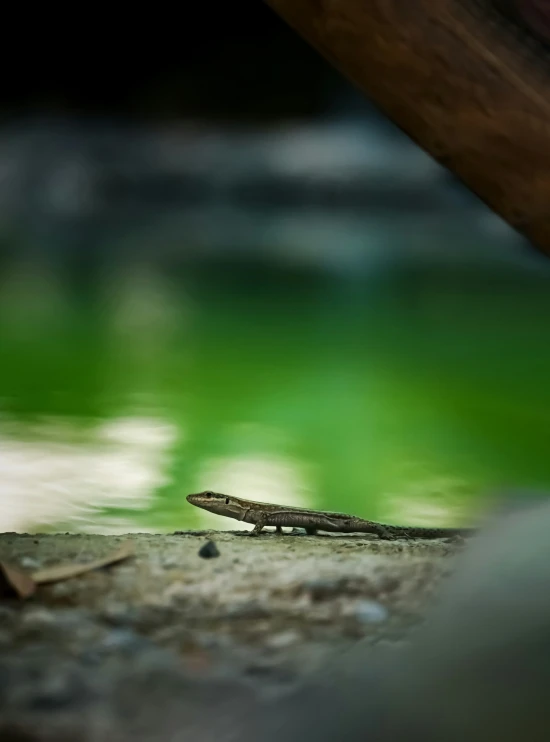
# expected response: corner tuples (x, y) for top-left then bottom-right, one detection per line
(186, 490), (243, 518)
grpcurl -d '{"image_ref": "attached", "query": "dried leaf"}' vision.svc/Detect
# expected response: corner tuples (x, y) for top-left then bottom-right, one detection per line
(32, 542), (134, 584)
(0, 561), (36, 599)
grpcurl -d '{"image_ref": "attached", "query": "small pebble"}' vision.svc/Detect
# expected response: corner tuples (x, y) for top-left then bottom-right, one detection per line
(102, 602), (137, 627)
(161, 555), (180, 569)
(20, 556), (40, 570)
(354, 600), (388, 624)
(26, 669), (88, 710)
(53, 609), (91, 628)
(20, 609), (57, 633)
(0, 605), (16, 624)
(198, 540), (220, 559)
(377, 576), (400, 594)
(50, 582), (75, 598)
(225, 601), (271, 619)
(303, 578), (344, 601)
(100, 629), (149, 652)
(163, 582), (192, 602)
(265, 630), (301, 650)
(195, 631), (233, 650)
(22, 608), (56, 626)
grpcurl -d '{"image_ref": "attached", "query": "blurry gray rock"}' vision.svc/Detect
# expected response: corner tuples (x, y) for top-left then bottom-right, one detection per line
(353, 599), (388, 625)
(392, 496), (550, 742)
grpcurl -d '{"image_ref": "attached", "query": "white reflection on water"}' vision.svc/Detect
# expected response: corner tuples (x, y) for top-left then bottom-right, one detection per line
(380, 469), (474, 527)
(0, 417), (177, 533)
(194, 452), (313, 531)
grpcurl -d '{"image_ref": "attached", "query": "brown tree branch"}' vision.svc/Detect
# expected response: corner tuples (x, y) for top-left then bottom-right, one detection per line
(265, 0), (550, 257)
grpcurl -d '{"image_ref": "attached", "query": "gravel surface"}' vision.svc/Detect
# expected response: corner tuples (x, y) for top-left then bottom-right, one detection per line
(0, 529), (464, 741)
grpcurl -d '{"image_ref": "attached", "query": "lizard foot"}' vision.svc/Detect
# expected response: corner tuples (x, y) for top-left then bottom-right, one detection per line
(377, 528), (401, 541)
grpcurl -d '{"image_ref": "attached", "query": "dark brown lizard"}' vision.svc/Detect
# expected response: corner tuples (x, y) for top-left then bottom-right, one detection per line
(186, 491), (474, 539)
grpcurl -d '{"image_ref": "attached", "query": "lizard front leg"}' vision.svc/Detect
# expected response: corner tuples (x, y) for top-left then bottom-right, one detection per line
(250, 513), (268, 536)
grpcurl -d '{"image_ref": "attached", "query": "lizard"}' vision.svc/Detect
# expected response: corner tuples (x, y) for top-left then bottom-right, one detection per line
(186, 491), (475, 540)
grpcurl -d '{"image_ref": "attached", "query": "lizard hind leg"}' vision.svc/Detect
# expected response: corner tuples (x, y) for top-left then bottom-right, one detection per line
(377, 526), (400, 540)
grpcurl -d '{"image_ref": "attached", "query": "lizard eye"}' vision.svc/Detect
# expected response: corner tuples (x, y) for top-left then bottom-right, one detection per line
(204, 491), (213, 498)
(225, 498), (229, 504)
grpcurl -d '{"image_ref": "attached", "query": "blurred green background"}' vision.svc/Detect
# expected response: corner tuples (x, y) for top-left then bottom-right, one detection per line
(1, 3), (549, 533)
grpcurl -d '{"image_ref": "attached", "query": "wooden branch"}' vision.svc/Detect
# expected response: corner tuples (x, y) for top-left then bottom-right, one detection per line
(264, 0), (550, 257)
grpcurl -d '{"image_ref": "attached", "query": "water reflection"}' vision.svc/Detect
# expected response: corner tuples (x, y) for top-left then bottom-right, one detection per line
(1, 261), (550, 534)
(0, 417), (176, 533)
(1, 110), (550, 533)
(380, 473), (475, 527)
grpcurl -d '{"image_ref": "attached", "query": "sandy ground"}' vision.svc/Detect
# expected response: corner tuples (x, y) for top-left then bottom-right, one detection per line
(0, 529), (464, 740)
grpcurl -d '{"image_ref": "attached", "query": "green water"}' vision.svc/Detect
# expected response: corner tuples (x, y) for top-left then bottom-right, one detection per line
(1, 260), (550, 533)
